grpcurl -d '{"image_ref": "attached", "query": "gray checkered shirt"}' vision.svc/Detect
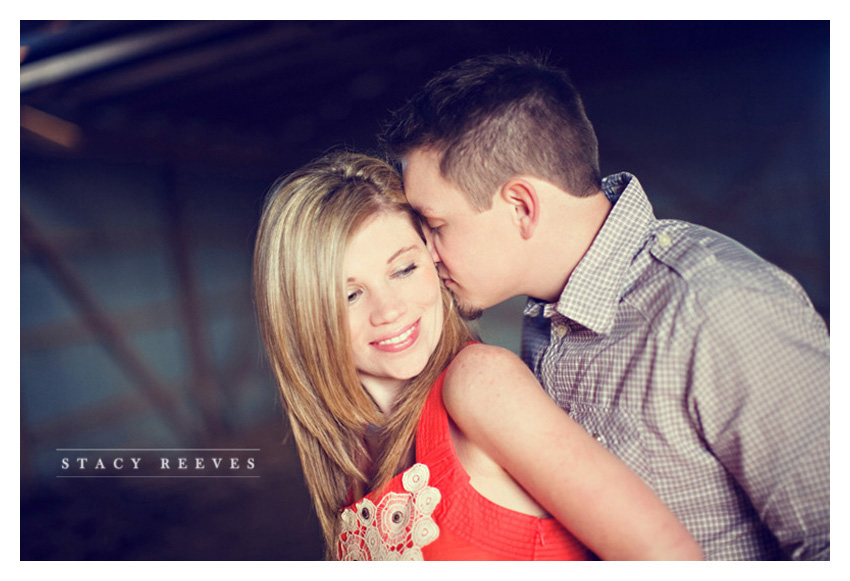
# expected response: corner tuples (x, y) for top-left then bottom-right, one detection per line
(521, 173), (829, 560)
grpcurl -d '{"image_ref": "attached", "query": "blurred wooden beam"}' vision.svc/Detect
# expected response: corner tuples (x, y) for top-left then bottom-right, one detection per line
(166, 169), (223, 438)
(20, 287), (251, 351)
(18, 221), (251, 258)
(20, 399), (34, 481)
(21, 207), (197, 444)
(65, 22), (315, 106)
(221, 322), (263, 396)
(20, 105), (83, 149)
(20, 21), (244, 92)
(26, 392), (150, 448)
(21, 297), (179, 351)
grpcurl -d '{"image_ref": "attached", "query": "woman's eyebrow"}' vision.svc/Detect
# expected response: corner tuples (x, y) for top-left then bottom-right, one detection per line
(387, 245), (417, 264)
(346, 245), (419, 283)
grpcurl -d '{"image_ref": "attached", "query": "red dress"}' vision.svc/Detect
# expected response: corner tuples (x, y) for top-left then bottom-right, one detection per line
(336, 365), (593, 561)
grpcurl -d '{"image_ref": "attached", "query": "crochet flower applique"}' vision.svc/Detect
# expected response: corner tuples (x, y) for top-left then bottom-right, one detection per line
(337, 463), (441, 560)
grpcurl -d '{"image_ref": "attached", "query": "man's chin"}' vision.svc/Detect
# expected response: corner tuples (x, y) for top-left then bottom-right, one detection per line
(445, 284), (483, 320)
(457, 302), (483, 321)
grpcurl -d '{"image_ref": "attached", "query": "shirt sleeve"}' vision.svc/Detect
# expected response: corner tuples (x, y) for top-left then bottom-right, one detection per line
(688, 283), (830, 560)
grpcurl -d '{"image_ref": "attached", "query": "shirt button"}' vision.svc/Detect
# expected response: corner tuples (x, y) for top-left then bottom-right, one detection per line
(554, 324), (569, 338)
(657, 232), (672, 248)
(592, 433), (605, 445)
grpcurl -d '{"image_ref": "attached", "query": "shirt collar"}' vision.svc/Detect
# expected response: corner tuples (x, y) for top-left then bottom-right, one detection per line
(524, 172), (655, 334)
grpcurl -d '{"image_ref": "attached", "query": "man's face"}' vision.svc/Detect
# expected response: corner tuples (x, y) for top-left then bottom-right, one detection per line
(402, 149), (519, 319)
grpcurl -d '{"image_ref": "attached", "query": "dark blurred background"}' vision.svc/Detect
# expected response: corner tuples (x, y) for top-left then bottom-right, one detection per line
(20, 20), (829, 560)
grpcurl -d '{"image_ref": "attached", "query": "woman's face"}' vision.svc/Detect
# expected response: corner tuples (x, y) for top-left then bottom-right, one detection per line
(344, 210), (444, 402)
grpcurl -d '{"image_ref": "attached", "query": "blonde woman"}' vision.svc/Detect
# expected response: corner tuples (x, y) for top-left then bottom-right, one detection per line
(253, 151), (702, 561)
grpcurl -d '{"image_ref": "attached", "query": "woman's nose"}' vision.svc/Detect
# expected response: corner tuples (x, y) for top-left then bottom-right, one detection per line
(369, 288), (407, 326)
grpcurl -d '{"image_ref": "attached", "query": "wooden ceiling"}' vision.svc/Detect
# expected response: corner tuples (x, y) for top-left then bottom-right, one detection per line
(21, 20), (828, 176)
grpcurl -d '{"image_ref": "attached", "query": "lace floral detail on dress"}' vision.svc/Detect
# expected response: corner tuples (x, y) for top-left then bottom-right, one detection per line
(337, 463), (441, 560)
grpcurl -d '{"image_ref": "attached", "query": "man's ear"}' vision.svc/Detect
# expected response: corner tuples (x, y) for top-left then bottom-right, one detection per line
(500, 178), (539, 240)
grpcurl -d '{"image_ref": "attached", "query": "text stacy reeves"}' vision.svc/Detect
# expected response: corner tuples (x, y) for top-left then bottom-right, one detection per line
(56, 450), (258, 477)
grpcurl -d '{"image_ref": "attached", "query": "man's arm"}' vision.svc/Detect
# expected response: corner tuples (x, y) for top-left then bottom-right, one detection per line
(444, 343), (703, 560)
(689, 284), (829, 560)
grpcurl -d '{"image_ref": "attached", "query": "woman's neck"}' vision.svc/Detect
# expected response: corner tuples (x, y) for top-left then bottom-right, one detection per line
(359, 375), (403, 415)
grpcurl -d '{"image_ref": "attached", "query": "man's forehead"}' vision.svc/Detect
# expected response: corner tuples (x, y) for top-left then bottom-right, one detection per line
(403, 183), (441, 216)
(411, 202), (436, 217)
(400, 164), (436, 209)
(400, 148), (470, 216)
(401, 148), (445, 180)
(401, 185), (430, 212)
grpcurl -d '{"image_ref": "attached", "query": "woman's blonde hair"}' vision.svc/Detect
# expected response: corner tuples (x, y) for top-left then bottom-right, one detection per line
(253, 151), (475, 557)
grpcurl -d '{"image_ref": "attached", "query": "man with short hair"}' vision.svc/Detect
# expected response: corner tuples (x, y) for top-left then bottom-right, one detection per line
(380, 53), (829, 560)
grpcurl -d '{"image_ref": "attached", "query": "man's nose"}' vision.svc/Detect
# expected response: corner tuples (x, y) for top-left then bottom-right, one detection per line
(424, 229), (442, 264)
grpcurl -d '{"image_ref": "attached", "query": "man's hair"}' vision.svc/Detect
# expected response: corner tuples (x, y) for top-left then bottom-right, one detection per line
(380, 53), (601, 210)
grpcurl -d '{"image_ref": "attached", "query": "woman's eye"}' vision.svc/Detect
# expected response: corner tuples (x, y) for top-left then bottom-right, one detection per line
(393, 263), (418, 278)
(346, 289), (361, 304)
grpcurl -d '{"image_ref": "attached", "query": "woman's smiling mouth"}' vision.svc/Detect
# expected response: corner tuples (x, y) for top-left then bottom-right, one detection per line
(371, 320), (420, 352)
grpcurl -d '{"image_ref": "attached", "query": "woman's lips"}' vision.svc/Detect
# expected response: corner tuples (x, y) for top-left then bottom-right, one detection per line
(371, 319), (420, 353)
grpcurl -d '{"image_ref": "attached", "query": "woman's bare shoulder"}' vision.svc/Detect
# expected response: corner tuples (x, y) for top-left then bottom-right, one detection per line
(442, 343), (538, 420)
(445, 342), (529, 386)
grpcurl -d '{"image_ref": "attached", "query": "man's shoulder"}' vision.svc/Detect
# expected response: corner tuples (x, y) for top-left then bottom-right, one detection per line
(651, 221), (804, 294)
(626, 220), (814, 325)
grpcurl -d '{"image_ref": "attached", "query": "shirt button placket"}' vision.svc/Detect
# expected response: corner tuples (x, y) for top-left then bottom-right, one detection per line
(553, 322), (570, 339)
